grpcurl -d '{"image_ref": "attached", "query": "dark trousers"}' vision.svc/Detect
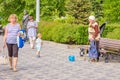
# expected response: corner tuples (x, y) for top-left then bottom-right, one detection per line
(95, 41), (100, 60)
(7, 44), (19, 57)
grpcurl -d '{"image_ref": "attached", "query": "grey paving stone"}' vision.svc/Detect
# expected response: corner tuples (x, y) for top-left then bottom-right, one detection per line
(0, 36), (120, 80)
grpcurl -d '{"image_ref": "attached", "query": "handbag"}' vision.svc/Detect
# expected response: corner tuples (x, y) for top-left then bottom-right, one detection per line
(0, 49), (8, 65)
(88, 40), (98, 58)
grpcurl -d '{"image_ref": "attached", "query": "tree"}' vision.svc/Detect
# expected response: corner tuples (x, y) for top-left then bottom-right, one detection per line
(0, 0), (66, 24)
(90, 0), (104, 21)
(40, 0), (66, 20)
(66, 0), (92, 24)
(103, 0), (120, 23)
(0, 0), (26, 24)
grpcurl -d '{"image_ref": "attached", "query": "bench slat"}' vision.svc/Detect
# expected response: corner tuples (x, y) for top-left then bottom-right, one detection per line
(99, 38), (120, 52)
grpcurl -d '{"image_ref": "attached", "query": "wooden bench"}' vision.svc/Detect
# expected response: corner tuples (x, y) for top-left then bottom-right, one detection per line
(99, 38), (120, 62)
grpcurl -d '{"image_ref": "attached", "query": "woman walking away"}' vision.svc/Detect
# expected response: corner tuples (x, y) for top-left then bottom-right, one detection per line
(27, 16), (38, 49)
(88, 16), (100, 62)
(3, 14), (21, 72)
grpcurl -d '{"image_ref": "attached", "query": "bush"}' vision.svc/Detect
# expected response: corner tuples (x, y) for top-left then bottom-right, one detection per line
(53, 15), (75, 24)
(104, 24), (120, 39)
(106, 28), (120, 39)
(38, 21), (120, 45)
(38, 21), (89, 45)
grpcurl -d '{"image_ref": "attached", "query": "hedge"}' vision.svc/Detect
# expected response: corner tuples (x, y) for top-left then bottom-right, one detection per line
(38, 21), (120, 45)
(103, 24), (120, 39)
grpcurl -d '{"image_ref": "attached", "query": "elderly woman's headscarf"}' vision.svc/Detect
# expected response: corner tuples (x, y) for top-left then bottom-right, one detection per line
(89, 16), (95, 21)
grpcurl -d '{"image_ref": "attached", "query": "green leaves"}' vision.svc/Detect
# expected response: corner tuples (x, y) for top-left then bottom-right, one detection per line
(0, 0), (66, 24)
(66, 0), (92, 24)
(38, 21), (89, 45)
(40, 0), (66, 20)
(90, 0), (104, 21)
(0, 0), (120, 25)
(0, 0), (26, 24)
(103, 0), (120, 23)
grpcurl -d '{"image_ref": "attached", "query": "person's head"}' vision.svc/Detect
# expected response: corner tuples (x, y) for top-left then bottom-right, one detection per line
(88, 16), (95, 23)
(24, 10), (28, 15)
(8, 14), (18, 23)
(37, 33), (42, 38)
(29, 16), (34, 21)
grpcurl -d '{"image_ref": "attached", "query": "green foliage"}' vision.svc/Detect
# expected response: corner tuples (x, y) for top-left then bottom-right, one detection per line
(38, 21), (120, 45)
(53, 14), (75, 24)
(40, 0), (66, 20)
(103, 0), (120, 23)
(102, 24), (115, 38)
(38, 21), (89, 45)
(0, 0), (120, 25)
(103, 24), (120, 39)
(0, 0), (24, 24)
(66, 0), (92, 24)
(90, 0), (104, 21)
(106, 28), (120, 39)
(0, 0), (66, 25)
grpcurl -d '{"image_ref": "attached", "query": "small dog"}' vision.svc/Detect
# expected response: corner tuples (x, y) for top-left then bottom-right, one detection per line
(79, 48), (85, 57)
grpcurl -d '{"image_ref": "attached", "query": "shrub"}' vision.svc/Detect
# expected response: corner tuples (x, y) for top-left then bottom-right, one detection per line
(38, 21), (88, 45)
(101, 24), (120, 39)
(106, 28), (120, 39)
(38, 21), (120, 45)
(104, 24), (120, 39)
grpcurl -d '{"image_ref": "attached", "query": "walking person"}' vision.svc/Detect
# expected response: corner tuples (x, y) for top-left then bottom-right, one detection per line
(88, 16), (100, 62)
(22, 10), (29, 41)
(27, 16), (38, 49)
(3, 14), (21, 72)
(36, 33), (43, 57)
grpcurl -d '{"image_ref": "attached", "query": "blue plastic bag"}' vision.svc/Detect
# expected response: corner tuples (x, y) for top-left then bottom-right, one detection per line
(88, 40), (98, 58)
(68, 55), (75, 62)
(17, 29), (26, 48)
(17, 36), (24, 48)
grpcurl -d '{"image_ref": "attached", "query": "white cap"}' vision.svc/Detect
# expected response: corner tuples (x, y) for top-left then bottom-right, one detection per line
(89, 16), (95, 21)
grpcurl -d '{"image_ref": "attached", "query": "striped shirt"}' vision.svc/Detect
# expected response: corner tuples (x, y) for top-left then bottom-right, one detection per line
(6, 23), (20, 44)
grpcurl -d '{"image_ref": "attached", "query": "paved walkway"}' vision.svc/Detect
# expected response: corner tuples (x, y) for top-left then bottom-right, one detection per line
(0, 36), (120, 80)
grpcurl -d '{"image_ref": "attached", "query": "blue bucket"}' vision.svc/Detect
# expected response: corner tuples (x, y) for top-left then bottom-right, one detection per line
(68, 55), (75, 62)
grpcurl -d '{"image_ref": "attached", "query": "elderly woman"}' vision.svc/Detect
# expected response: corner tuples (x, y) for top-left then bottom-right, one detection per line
(88, 16), (100, 62)
(3, 14), (21, 72)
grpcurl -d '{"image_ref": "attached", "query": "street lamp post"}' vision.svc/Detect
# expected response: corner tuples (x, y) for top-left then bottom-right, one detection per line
(36, 0), (40, 22)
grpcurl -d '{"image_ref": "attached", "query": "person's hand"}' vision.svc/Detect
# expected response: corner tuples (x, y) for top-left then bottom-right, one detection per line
(18, 32), (21, 36)
(3, 43), (6, 49)
(89, 22), (92, 27)
(89, 38), (94, 41)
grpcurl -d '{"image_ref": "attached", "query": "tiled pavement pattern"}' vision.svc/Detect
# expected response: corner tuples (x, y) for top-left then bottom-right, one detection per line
(0, 36), (120, 80)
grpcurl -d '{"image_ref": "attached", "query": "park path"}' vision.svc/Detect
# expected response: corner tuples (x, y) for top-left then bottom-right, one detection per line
(0, 36), (120, 80)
